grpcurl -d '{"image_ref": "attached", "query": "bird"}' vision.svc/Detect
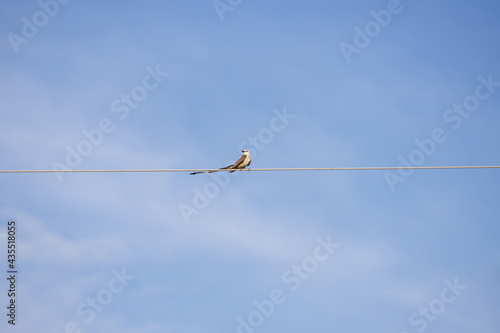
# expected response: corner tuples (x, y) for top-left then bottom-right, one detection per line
(190, 150), (252, 175)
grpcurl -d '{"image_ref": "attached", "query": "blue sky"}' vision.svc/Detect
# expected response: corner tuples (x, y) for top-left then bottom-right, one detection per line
(1, 0), (500, 332)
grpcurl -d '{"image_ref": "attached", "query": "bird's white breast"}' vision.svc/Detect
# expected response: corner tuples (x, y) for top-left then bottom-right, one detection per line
(241, 153), (251, 167)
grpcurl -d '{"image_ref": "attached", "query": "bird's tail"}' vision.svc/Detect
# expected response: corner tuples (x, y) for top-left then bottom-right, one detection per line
(190, 169), (221, 175)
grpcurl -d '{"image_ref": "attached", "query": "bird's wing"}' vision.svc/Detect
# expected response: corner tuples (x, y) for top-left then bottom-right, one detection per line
(230, 154), (246, 169)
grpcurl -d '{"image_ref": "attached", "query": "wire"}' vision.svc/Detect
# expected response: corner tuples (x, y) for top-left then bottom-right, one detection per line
(0, 166), (499, 174)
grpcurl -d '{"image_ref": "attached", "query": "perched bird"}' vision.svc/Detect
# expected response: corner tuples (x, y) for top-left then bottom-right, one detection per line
(190, 150), (252, 175)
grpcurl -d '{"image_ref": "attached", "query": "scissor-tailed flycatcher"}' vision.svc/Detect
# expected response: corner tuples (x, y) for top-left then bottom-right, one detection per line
(190, 150), (252, 175)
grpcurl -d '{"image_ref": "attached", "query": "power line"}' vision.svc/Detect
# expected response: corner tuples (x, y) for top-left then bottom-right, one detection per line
(0, 166), (499, 174)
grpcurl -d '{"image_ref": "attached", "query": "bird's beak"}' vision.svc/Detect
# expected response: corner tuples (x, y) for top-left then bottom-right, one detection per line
(241, 150), (245, 152)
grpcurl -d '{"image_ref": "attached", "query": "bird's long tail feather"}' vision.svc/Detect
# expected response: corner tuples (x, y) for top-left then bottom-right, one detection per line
(190, 169), (222, 175)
